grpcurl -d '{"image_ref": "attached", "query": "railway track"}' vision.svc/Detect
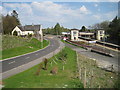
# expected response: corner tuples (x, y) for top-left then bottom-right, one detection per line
(65, 39), (114, 57)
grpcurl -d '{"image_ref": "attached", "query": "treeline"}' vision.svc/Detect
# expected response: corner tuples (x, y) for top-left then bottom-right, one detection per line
(43, 23), (69, 35)
(2, 10), (21, 34)
(89, 16), (120, 45)
(107, 16), (120, 44)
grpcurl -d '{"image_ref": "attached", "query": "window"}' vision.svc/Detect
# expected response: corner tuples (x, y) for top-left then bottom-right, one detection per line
(100, 31), (103, 35)
(73, 31), (77, 35)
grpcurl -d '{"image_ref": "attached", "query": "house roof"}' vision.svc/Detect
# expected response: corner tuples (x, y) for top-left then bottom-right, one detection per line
(17, 25), (24, 31)
(70, 28), (79, 31)
(17, 25), (41, 31)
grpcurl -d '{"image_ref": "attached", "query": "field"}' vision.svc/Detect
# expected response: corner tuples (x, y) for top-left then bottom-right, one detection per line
(77, 54), (119, 88)
(3, 47), (83, 88)
(2, 35), (49, 59)
(61, 40), (119, 88)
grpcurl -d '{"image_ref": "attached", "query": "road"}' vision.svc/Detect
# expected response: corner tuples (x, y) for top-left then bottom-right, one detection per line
(1, 36), (60, 73)
(64, 42), (119, 71)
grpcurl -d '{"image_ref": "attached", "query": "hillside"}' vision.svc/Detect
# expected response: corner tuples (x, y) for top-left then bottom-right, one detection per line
(2, 35), (49, 59)
(2, 35), (30, 50)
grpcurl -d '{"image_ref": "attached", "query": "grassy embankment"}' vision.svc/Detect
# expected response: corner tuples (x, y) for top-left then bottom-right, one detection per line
(62, 39), (119, 88)
(77, 54), (119, 88)
(3, 47), (83, 88)
(2, 35), (49, 60)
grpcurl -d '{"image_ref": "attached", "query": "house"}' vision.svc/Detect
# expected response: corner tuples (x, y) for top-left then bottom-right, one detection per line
(96, 29), (105, 40)
(70, 29), (79, 41)
(70, 29), (105, 41)
(12, 24), (43, 41)
(79, 32), (94, 38)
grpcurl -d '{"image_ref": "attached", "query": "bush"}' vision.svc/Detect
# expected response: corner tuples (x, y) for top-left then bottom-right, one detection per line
(44, 58), (48, 70)
(50, 66), (58, 74)
(28, 33), (32, 38)
(59, 49), (67, 61)
(35, 64), (43, 76)
(13, 31), (18, 36)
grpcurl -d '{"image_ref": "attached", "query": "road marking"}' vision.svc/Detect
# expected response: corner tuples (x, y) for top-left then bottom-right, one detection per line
(25, 57), (30, 59)
(8, 61), (15, 64)
(35, 54), (38, 55)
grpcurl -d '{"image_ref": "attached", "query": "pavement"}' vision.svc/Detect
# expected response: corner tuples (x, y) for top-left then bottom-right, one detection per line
(64, 42), (119, 72)
(0, 36), (65, 80)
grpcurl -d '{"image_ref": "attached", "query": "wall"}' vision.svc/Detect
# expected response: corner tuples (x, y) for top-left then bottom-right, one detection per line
(71, 30), (79, 41)
(22, 31), (34, 35)
(96, 30), (105, 40)
(12, 26), (23, 36)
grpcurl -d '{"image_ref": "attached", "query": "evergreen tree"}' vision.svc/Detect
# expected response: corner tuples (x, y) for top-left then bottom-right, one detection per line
(11, 10), (18, 19)
(81, 26), (86, 32)
(54, 23), (61, 35)
(43, 23), (69, 35)
(108, 16), (120, 44)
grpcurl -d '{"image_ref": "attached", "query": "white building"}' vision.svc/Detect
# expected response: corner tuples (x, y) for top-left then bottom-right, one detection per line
(79, 32), (94, 38)
(96, 30), (105, 40)
(70, 29), (105, 41)
(70, 29), (79, 41)
(12, 24), (43, 41)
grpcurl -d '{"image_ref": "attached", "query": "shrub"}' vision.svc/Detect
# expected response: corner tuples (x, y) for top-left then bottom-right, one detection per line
(44, 58), (48, 70)
(35, 64), (43, 76)
(13, 31), (18, 36)
(50, 66), (58, 74)
(28, 33), (32, 38)
(59, 49), (67, 61)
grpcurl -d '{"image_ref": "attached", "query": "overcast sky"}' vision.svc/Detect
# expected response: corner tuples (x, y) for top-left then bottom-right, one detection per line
(0, 0), (118, 29)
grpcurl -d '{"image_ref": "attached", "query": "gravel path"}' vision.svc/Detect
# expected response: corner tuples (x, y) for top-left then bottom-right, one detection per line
(65, 42), (119, 72)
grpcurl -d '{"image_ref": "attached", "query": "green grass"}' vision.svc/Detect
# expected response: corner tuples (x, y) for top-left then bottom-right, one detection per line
(3, 47), (83, 88)
(2, 35), (49, 59)
(2, 35), (30, 50)
(78, 54), (119, 88)
(61, 40), (119, 88)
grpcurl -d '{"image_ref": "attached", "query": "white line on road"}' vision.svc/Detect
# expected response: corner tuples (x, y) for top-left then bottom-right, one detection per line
(8, 61), (15, 64)
(35, 54), (38, 55)
(25, 57), (30, 59)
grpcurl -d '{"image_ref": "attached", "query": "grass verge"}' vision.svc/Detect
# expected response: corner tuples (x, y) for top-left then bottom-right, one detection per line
(2, 37), (49, 60)
(3, 47), (83, 88)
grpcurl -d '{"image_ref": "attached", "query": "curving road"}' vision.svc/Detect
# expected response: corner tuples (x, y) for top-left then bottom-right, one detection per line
(1, 36), (60, 73)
